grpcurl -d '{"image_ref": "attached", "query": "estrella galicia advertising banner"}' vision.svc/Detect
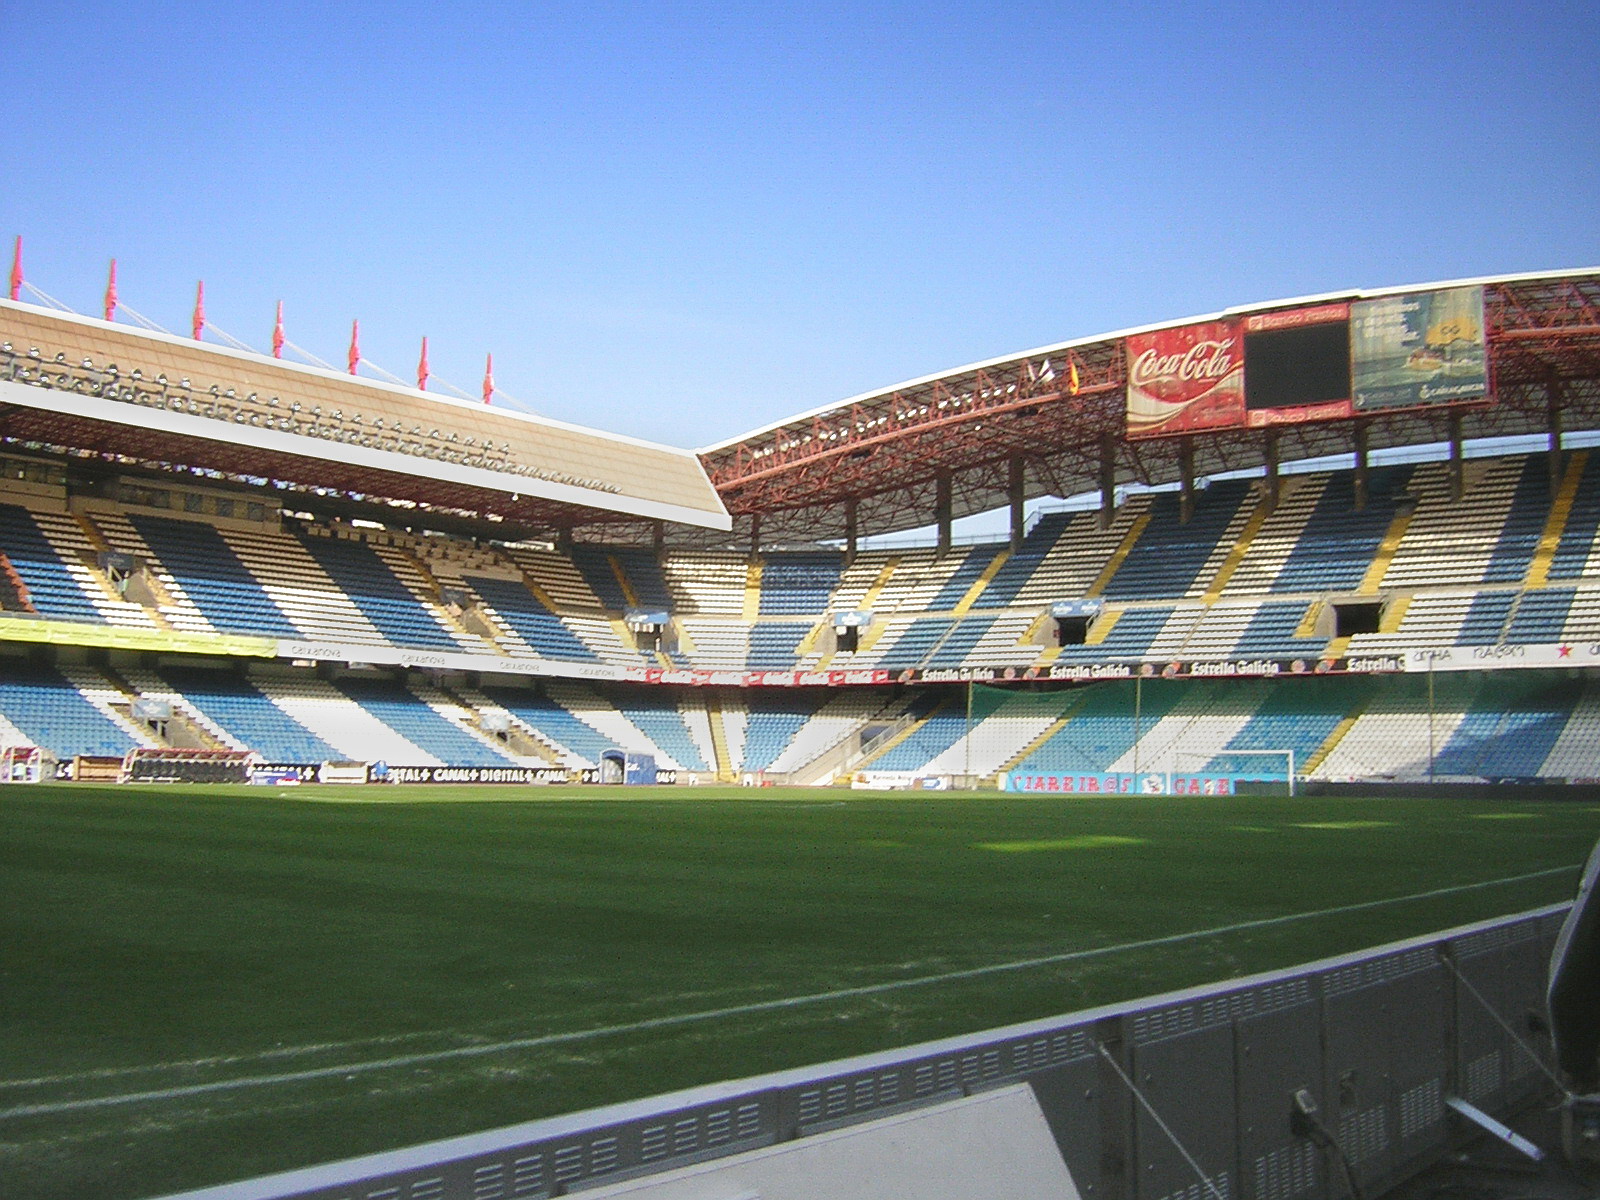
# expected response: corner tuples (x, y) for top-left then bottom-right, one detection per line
(1351, 286), (1487, 412)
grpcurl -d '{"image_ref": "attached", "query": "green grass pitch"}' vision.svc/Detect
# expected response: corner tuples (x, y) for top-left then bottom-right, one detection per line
(2, 783), (1597, 1200)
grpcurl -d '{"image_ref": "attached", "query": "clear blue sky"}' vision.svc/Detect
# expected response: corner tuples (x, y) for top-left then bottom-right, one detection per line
(8, 1), (1597, 450)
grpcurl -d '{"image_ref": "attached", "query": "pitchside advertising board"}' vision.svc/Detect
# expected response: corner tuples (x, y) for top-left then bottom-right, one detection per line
(1126, 286), (1487, 439)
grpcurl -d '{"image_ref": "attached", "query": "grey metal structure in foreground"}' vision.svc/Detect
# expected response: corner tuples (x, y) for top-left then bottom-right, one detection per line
(166, 904), (1567, 1200)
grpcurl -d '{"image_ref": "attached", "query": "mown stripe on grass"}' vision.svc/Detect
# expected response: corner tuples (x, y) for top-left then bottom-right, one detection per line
(0, 862), (1577, 1122)
(1472, 812), (1538, 821)
(978, 835), (1145, 852)
(1293, 820), (1397, 830)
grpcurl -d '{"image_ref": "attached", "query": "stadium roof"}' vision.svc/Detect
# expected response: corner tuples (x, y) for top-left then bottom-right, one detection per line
(6, 270), (1598, 550)
(700, 268), (1600, 545)
(0, 299), (730, 536)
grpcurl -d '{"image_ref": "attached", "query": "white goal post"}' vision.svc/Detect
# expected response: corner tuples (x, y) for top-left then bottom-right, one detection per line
(1173, 748), (1297, 796)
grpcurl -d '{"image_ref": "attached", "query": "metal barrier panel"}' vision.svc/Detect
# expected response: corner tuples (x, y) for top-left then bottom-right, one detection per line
(161, 905), (1568, 1200)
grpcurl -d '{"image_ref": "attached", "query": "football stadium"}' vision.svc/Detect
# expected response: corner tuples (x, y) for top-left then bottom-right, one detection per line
(3, 262), (1600, 1200)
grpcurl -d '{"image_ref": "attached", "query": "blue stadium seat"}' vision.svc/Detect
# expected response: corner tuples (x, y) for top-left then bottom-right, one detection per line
(128, 513), (302, 637)
(467, 574), (599, 662)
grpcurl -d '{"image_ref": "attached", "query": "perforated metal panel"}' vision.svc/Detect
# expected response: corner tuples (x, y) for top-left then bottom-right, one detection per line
(1131, 1022), (1236, 1200)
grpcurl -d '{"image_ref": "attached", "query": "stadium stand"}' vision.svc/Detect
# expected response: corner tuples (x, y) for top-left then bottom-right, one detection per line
(758, 551), (844, 615)
(293, 526), (469, 651)
(1549, 450), (1600, 579)
(154, 665), (341, 763)
(1010, 681), (1188, 775)
(466, 573), (600, 662)
(5, 447), (1600, 781)
(1268, 466), (1414, 593)
(0, 659), (147, 759)
(125, 513), (303, 638)
(0, 502), (153, 626)
(1100, 479), (1254, 601)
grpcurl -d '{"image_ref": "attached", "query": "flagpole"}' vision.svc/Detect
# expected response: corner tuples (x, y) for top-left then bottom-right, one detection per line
(103, 259), (118, 322)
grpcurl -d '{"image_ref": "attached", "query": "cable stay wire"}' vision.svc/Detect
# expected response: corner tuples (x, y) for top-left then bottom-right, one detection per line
(114, 303), (176, 336)
(1438, 955), (1572, 1098)
(200, 322), (262, 356)
(278, 338), (339, 373)
(20, 282), (74, 313)
(1095, 1043), (1230, 1200)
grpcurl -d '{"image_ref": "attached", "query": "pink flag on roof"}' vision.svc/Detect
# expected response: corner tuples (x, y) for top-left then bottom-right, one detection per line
(272, 301), (285, 358)
(417, 336), (430, 391)
(482, 352), (494, 404)
(348, 319), (360, 375)
(8, 236), (21, 301)
(103, 259), (118, 322)
(192, 281), (205, 340)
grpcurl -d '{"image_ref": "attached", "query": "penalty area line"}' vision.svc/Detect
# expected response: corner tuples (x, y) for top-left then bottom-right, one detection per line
(0, 863), (1575, 1121)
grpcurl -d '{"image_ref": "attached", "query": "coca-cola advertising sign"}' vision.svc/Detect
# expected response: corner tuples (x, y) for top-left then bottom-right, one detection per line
(1125, 320), (1245, 439)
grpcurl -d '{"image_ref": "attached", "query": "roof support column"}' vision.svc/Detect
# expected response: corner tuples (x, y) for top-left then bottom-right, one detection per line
(1179, 436), (1195, 524)
(652, 520), (665, 558)
(843, 497), (859, 568)
(1448, 410), (1465, 501)
(1099, 431), (1118, 529)
(935, 471), (953, 557)
(749, 513), (762, 558)
(1008, 455), (1026, 553)
(1548, 379), (1566, 492)
(1262, 428), (1280, 514)
(1353, 419), (1370, 511)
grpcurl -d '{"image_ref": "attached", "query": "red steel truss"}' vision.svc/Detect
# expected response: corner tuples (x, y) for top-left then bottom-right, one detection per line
(702, 273), (1600, 545)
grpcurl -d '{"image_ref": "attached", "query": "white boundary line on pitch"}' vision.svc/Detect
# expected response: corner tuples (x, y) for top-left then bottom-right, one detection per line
(0, 863), (1575, 1121)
